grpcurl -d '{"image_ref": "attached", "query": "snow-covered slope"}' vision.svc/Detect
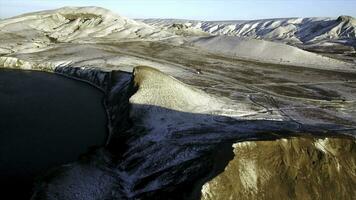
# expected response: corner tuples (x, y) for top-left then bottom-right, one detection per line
(1, 7), (353, 70)
(141, 16), (356, 44)
(189, 35), (353, 70)
(0, 6), (173, 50)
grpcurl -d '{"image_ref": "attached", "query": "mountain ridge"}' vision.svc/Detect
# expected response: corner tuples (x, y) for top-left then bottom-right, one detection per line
(141, 16), (356, 44)
(0, 6), (173, 44)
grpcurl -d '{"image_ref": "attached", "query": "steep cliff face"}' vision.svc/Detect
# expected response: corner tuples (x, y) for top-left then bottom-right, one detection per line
(202, 137), (356, 200)
(1, 37), (355, 200)
(26, 66), (355, 200)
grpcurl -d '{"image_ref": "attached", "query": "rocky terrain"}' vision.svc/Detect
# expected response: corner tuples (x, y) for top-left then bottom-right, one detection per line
(202, 137), (355, 200)
(0, 7), (355, 200)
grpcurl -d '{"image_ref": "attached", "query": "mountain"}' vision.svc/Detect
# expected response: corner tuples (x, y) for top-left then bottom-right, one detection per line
(0, 7), (355, 200)
(141, 16), (356, 45)
(0, 7), (353, 69)
(0, 6), (172, 53)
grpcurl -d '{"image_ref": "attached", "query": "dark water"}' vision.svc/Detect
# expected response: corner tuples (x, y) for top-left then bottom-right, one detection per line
(0, 69), (107, 198)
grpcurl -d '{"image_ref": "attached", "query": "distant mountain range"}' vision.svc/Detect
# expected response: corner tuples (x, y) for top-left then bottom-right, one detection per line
(141, 16), (356, 45)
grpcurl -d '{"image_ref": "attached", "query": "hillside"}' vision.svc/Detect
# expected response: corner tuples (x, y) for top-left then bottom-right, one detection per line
(189, 35), (352, 70)
(0, 7), (355, 200)
(141, 16), (356, 44)
(0, 7), (173, 54)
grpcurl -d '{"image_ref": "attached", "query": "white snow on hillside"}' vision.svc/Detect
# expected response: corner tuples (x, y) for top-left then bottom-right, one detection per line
(0, 6), (354, 72)
(0, 6), (174, 51)
(189, 35), (354, 70)
(141, 16), (356, 44)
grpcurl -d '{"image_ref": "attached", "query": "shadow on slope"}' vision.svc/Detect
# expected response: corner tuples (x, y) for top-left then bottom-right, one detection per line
(31, 102), (353, 200)
(108, 103), (353, 200)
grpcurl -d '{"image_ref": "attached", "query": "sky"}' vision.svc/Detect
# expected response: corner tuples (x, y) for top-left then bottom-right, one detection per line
(0, 0), (356, 20)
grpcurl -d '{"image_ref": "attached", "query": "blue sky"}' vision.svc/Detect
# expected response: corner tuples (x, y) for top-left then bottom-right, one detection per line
(0, 0), (355, 20)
